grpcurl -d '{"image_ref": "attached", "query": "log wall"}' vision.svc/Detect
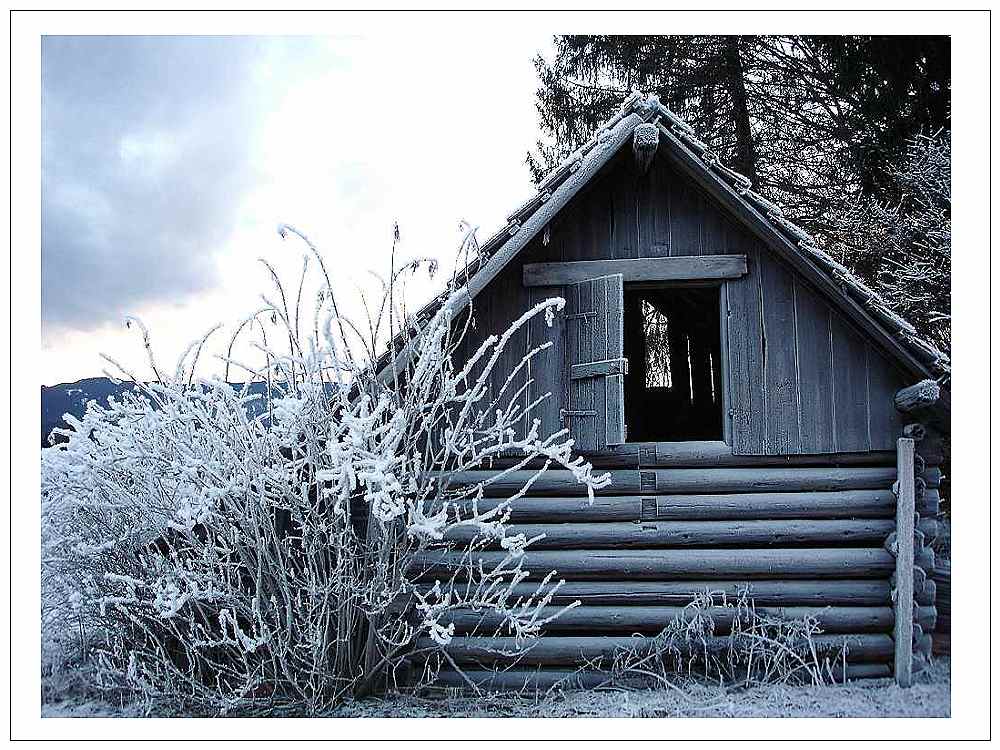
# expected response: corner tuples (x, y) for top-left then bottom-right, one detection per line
(423, 452), (939, 682)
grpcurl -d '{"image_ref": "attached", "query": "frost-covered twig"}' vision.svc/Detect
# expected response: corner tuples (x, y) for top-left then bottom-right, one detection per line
(41, 223), (604, 715)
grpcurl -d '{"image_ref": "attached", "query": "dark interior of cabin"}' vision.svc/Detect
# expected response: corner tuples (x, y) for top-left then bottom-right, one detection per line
(623, 285), (724, 442)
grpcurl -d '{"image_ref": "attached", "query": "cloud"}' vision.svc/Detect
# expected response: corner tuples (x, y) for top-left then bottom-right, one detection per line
(41, 36), (327, 332)
(38, 33), (554, 385)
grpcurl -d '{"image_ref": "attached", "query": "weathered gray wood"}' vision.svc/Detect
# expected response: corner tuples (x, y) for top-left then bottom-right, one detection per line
(668, 172), (704, 255)
(831, 313), (872, 452)
(894, 437), (916, 688)
(792, 278), (836, 453)
(921, 467), (942, 488)
(606, 373), (625, 446)
(477, 441), (899, 469)
(431, 669), (611, 692)
(632, 122), (659, 173)
(445, 519), (900, 549)
(570, 358), (628, 380)
(409, 547), (896, 580)
(446, 605), (909, 635)
(761, 255), (802, 454)
(431, 662), (893, 690)
(655, 121), (934, 379)
(895, 379), (941, 413)
(727, 246), (767, 454)
(428, 578), (935, 606)
(443, 466), (899, 496)
(523, 255), (747, 287)
(452, 489), (899, 522)
(526, 283), (566, 438)
(604, 275), (625, 446)
(564, 273), (625, 450)
(421, 633), (894, 665)
(867, 346), (907, 450)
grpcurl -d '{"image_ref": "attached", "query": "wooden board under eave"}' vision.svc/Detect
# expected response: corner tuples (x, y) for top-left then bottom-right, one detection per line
(760, 252), (801, 455)
(793, 276), (837, 454)
(527, 284), (567, 442)
(725, 248), (910, 456)
(866, 346), (908, 451)
(831, 312), (872, 453)
(726, 245), (767, 454)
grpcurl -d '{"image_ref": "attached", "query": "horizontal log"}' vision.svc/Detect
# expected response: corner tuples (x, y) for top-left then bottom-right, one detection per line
(895, 379), (941, 413)
(409, 547), (897, 580)
(443, 467), (900, 497)
(475, 442), (899, 469)
(919, 489), (941, 516)
(453, 490), (900, 522)
(522, 255), (747, 287)
(445, 605), (929, 635)
(451, 491), (939, 524)
(922, 467), (942, 489)
(445, 519), (900, 549)
(430, 662), (891, 691)
(420, 633), (894, 665)
(422, 578), (936, 606)
(431, 668), (610, 692)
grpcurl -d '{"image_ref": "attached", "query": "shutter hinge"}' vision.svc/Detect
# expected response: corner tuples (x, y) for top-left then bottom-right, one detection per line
(560, 408), (598, 422)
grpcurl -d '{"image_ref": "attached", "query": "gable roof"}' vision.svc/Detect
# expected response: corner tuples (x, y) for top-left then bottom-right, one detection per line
(376, 92), (950, 388)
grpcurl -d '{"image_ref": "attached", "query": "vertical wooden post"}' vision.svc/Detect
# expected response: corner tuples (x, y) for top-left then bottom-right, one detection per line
(894, 437), (916, 687)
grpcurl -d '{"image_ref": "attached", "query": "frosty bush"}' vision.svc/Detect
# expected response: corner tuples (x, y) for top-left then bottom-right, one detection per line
(41, 224), (609, 715)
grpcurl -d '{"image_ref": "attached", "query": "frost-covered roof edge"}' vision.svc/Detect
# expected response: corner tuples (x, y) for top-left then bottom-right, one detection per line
(376, 92), (950, 387)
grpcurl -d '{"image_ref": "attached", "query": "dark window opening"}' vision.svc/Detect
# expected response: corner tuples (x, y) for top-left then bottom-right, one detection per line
(624, 286), (724, 442)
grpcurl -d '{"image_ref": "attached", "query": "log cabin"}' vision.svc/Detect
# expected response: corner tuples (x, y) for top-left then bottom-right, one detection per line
(381, 92), (951, 687)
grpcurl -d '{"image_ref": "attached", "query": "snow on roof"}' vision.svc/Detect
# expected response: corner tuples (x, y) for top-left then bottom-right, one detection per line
(376, 92), (949, 382)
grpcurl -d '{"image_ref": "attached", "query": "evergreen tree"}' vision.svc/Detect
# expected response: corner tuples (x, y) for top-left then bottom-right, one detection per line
(528, 35), (950, 348)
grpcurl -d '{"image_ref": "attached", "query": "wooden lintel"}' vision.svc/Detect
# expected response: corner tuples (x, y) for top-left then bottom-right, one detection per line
(523, 255), (747, 287)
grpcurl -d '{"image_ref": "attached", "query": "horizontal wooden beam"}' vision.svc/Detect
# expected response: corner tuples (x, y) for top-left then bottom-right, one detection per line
(522, 255), (747, 287)
(477, 441), (900, 469)
(420, 578), (937, 607)
(442, 466), (901, 496)
(419, 633), (894, 665)
(895, 379), (941, 413)
(444, 518), (942, 550)
(450, 489), (938, 522)
(443, 605), (937, 635)
(430, 663), (891, 690)
(409, 547), (898, 580)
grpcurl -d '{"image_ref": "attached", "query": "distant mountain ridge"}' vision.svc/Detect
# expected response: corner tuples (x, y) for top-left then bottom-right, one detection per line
(40, 377), (274, 447)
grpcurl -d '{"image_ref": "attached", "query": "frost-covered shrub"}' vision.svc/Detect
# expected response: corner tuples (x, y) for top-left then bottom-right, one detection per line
(41, 224), (609, 715)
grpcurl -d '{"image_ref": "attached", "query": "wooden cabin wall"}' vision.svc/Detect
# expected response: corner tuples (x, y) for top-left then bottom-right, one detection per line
(415, 455), (940, 680)
(451, 147), (912, 457)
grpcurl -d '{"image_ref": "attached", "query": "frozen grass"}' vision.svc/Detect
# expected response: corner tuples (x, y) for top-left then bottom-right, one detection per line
(42, 658), (949, 718)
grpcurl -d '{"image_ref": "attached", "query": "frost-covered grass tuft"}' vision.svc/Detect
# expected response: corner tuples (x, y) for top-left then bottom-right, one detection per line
(41, 223), (606, 716)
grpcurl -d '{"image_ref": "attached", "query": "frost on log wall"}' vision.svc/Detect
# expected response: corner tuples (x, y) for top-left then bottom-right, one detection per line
(452, 147), (910, 456)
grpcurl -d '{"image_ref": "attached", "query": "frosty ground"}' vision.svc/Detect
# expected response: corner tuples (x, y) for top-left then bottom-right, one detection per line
(42, 657), (949, 719)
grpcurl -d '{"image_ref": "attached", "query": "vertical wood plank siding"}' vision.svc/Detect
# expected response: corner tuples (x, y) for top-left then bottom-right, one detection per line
(452, 149), (910, 455)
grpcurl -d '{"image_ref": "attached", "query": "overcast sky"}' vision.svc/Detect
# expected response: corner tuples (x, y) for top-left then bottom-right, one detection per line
(41, 34), (554, 385)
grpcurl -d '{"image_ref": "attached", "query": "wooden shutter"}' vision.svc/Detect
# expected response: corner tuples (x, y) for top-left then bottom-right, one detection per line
(564, 273), (627, 451)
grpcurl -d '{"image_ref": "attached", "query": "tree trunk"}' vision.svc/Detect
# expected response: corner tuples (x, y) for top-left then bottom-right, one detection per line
(723, 36), (758, 183)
